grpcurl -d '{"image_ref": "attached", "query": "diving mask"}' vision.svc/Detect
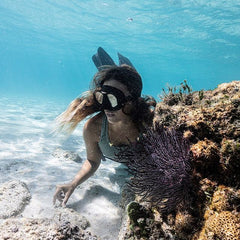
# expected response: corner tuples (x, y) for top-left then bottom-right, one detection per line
(94, 85), (132, 111)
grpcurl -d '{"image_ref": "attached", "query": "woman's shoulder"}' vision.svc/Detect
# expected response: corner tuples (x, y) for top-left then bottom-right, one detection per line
(83, 112), (103, 138)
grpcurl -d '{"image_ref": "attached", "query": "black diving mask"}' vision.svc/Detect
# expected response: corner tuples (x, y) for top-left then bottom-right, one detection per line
(94, 85), (132, 111)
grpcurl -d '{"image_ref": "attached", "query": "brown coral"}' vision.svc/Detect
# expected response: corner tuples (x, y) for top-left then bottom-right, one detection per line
(220, 138), (240, 187)
(153, 104), (177, 127)
(198, 211), (240, 240)
(175, 210), (197, 240)
(208, 186), (231, 212)
(195, 185), (240, 240)
(221, 139), (240, 165)
(204, 185), (234, 220)
(191, 139), (220, 178)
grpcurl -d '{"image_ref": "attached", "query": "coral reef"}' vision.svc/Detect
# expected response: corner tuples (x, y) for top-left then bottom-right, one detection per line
(0, 218), (99, 240)
(120, 81), (240, 239)
(154, 81), (240, 187)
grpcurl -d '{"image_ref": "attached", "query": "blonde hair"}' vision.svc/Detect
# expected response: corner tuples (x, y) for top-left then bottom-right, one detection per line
(55, 91), (98, 134)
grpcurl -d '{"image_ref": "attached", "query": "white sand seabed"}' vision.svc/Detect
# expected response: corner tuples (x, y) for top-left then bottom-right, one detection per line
(0, 97), (130, 239)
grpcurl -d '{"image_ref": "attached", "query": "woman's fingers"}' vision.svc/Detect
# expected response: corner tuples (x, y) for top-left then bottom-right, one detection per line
(53, 184), (74, 207)
(53, 189), (59, 205)
(57, 190), (65, 201)
(53, 186), (64, 205)
(62, 187), (74, 207)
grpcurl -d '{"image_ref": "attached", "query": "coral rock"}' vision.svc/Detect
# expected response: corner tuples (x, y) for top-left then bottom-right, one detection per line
(198, 211), (240, 240)
(52, 148), (82, 163)
(204, 185), (240, 220)
(0, 180), (31, 219)
(0, 217), (99, 240)
(175, 210), (196, 240)
(220, 138), (240, 186)
(191, 139), (220, 177)
(53, 207), (90, 230)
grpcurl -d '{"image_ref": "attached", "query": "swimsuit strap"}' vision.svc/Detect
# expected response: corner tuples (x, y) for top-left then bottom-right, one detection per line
(100, 114), (108, 142)
(99, 115), (107, 161)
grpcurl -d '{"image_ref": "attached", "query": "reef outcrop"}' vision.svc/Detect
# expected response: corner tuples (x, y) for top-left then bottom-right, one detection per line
(0, 217), (99, 240)
(52, 148), (82, 163)
(0, 180), (31, 219)
(120, 80), (240, 240)
(0, 180), (100, 240)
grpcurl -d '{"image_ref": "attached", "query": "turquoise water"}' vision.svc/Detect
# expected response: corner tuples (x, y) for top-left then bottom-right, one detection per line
(1, 0), (240, 101)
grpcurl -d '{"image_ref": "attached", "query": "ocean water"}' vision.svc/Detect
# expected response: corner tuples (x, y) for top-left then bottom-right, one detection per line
(1, 0), (240, 100)
(0, 0), (240, 239)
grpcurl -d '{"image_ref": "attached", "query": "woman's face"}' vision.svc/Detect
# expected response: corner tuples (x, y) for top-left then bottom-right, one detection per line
(102, 79), (132, 124)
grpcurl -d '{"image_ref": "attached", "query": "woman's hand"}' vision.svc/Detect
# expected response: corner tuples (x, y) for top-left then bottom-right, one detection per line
(53, 183), (75, 207)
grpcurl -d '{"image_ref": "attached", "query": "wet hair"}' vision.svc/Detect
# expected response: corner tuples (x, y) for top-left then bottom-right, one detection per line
(55, 65), (156, 133)
(92, 65), (143, 99)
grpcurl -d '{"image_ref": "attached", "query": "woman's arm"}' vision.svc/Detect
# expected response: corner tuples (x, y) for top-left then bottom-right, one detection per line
(53, 115), (102, 207)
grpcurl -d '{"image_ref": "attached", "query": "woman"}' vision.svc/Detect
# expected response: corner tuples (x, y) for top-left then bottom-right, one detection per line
(53, 48), (156, 207)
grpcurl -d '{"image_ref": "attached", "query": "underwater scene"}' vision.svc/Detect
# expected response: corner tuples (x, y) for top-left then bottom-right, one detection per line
(0, 1), (240, 239)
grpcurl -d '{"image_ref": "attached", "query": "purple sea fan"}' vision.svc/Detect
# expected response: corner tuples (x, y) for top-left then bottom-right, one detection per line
(117, 125), (192, 213)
